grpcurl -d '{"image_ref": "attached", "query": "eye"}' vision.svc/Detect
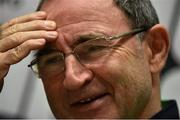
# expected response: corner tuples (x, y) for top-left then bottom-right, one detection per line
(87, 45), (107, 52)
(44, 55), (64, 65)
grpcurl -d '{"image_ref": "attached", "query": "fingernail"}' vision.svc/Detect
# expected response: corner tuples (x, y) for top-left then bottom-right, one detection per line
(47, 31), (58, 38)
(45, 21), (56, 29)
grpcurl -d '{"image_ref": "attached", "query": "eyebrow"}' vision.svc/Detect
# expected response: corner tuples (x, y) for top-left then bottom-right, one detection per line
(35, 44), (59, 58)
(73, 33), (104, 46)
(35, 33), (105, 58)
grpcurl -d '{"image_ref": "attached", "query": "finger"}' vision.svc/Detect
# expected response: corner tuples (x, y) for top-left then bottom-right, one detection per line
(2, 39), (46, 65)
(0, 11), (47, 30)
(0, 31), (58, 52)
(1, 20), (56, 39)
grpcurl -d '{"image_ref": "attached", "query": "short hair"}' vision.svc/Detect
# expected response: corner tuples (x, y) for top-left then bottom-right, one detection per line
(37, 0), (159, 30)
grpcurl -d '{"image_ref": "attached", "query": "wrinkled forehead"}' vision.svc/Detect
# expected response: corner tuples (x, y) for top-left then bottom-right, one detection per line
(36, 0), (130, 58)
(41, 0), (115, 14)
(40, 0), (124, 26)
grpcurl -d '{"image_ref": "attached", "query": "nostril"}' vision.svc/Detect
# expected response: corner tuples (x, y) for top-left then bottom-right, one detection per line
(81, 69), (94, 84)
(63, 76), (84, 90)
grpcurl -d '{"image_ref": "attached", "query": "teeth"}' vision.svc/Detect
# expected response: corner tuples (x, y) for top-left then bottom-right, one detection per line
(79, 97), (95, 103)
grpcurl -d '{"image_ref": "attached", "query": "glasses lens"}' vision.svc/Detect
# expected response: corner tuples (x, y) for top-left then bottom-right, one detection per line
(37, 52), (65, 75)
(75, 39), (115, 64)
(31, 63), (39, 74)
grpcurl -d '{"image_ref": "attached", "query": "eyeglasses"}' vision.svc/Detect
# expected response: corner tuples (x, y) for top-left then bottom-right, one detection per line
(28, 27), (149, 77)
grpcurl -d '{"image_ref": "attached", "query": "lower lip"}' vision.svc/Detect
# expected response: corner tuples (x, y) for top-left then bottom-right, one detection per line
(71, 94), (111, 113)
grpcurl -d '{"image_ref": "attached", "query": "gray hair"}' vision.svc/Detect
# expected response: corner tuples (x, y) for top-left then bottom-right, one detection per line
(114, 0), (159, 29)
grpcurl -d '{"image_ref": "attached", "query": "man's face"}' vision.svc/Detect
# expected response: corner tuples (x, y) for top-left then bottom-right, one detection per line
(40, 0), (152, 118)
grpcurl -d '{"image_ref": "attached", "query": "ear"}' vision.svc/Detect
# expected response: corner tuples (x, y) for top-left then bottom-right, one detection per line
(144, 24), (170, 73)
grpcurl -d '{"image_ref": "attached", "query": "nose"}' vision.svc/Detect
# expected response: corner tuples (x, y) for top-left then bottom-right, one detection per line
(63, 54), (94, 90)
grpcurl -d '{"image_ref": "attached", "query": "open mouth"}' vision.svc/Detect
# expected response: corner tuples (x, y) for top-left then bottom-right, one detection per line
(71, 93), (108, 107)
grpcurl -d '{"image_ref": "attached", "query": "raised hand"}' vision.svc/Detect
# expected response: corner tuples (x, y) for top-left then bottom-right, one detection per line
(0, 11), (58, 92)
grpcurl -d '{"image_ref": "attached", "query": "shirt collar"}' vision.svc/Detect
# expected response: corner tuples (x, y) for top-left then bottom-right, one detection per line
(151, 100), (179, 119)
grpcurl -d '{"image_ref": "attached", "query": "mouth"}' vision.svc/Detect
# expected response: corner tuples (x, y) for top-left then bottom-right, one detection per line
(70, 93), (109, 111)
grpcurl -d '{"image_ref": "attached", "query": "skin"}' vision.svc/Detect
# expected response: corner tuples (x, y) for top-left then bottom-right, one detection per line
(0, 12), (58, 90)
(0, 0), (169, 119)
(39, 0), (169, 118)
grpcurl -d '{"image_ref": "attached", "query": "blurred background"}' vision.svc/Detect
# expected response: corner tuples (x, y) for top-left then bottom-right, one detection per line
(0, 0), (179, 118)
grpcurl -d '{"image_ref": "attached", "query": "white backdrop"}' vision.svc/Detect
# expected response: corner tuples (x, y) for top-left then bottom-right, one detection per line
(0, 0), (179, 118)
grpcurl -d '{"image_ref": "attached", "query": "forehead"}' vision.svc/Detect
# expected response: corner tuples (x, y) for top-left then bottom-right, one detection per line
(37, 0), (130, 57)
(40, 0), (128, 28)
(41, 0), (115, 13)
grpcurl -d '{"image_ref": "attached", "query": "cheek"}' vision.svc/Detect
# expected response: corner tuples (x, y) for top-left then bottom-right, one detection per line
(40, 75), (68, 115)
(40, 72), (64, 98)
(41, 72), (66, 101)
(94, 46), (152, 115)
(98, 46), (150, 85)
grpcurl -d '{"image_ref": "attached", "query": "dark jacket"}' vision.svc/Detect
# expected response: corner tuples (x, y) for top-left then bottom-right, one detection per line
(151, 100), (179, 119)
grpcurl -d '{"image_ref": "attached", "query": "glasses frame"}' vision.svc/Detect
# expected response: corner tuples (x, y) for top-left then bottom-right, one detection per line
(28, 27), (149, 74)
